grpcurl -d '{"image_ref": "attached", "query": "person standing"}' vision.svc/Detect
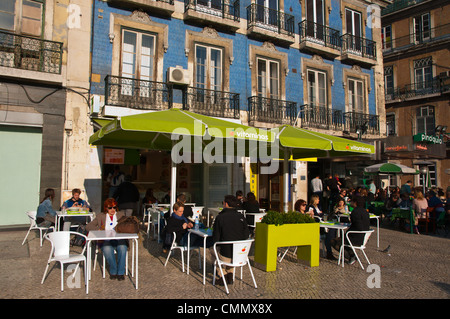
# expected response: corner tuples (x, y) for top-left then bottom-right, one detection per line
(113, 175), (140, 217)
(311, 175), (323, 207)
(107, 165), (125, 198)
(212, 195), (250, 285)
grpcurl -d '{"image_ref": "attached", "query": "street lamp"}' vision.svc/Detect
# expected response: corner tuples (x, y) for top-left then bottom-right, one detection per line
(419, 166), (428, 194)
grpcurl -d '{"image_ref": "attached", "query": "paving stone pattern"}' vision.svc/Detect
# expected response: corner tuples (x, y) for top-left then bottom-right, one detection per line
(1, 222), (449, 300)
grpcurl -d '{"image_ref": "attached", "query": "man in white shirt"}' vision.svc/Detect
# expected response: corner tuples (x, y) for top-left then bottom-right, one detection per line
(311, 175), (324, 209)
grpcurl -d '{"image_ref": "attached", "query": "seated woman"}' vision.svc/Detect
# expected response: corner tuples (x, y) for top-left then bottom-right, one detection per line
(86, 198), (128, 281)
(294, 199), (314, 218)
(36, 188), (59, 229)
(162, 202), (203, 253)
(332, 198), (349, 222)
(308, 194), (337, 260)
(307, 194), (324, 220)
(242, 192), (260, 228)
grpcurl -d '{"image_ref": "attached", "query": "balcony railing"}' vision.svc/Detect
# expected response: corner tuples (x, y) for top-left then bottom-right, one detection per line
(299, 104), (344, 131)
(381, 0), (428, 16)
(185, 0), (240, 22)
(341, 33), (376, 60)
(383, 23), (450, 53)
(105, 75), (173, 110)
(248, 96), (297, 125)
(185, 86), (240, 119)
(386, 76), (450, 101)
(0, 30), (63, 74)
(343, 112), (380, 135)
(246, 4), (295, 36)
(298, 20), (341, 50)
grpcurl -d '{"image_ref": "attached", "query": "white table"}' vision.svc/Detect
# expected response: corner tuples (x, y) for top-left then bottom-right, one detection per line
(186, 228), (212, 285)
(337, 213), (380, 247)
(319, 222), (349, 268)
(56, 210), (94, 231)
(85, 230), (139, 294)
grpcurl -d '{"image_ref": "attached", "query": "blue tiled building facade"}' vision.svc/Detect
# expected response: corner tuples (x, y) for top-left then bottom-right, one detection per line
(90, 0), (387, 209)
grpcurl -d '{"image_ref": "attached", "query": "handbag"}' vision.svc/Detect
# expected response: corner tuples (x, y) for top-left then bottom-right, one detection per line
(115, 216), (140, 233)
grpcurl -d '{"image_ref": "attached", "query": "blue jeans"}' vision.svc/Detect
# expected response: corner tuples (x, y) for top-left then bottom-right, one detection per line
(101, 239), (128, 275)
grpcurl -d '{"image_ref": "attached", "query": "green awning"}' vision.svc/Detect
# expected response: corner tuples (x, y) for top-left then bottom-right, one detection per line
(364, 163), (419, 175)
(273, 125), (375, 159)
(89, 109), (275, 154)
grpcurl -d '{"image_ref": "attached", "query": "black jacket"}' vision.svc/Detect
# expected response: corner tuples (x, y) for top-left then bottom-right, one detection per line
(213, 208), (250, 258)
(347, 206), (370, 246)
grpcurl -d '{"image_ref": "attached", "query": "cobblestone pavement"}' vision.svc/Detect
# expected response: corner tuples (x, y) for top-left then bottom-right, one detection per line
(1, 220), (449, 304)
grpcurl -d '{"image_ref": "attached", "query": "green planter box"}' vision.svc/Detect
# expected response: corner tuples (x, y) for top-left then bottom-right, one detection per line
(254, 222), (320, 272)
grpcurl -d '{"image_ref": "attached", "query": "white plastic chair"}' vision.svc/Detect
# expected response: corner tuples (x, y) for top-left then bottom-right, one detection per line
(164, 232), (201, 272)
(148, 208), (164, 241)
(41, 231), (87, 293)
(22, 211), (54, 247)
(340, 230), (374, 270)
(191, 207), (204, 221)
(212, 239), (257, 294)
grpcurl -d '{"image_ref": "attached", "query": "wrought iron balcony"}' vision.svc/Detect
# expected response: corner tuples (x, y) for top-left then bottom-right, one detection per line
(298, 20), (341, 51)
(185, 86), (240, 119)
(341, 33), (376, 62)
(299, 104), (343, 131)
(246, 4), (295, 39)
(382, 23), (450, 53)
(381, 0), (427, 16)
(343, 111), (379, 135)
(185, 0), (240, 22)
(105, 75), (173, 110)
(385, 76), (450, 102)
(0, 30), (63, 74)
(248, 96), (297, 125)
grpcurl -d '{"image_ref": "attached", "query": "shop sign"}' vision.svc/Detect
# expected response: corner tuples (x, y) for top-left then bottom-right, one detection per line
(104, 148), (124, 164)
(413, 133), (443, 144)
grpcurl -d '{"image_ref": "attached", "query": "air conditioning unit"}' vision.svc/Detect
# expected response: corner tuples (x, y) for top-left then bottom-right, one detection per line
(167, 66), (190, 85)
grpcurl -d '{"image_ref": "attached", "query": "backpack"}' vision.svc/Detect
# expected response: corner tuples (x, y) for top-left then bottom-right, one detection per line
(71, 225), (87, 247)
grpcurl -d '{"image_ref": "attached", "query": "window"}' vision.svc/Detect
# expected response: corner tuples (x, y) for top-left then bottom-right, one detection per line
(381, 25), (392, 50)
(307, 69), (327, 108)
(256, 0), (278, 27)
(195, 44), (222, 92)
(197, 0), (222, 12)
(120, 29), (156, 96)
(345, 8), (362, 51)
(384, 66), (394, 100)
(414, 57), (432, 89)
(418, 164), (436, 188)
(257, 57), (279, 100)
(306, 0), (324, 40)
(0, 0), (43, 37)
(348, 78), (364, 113)
(413, 13), (430, 43)
(416, 105), (435, 135)
(386, 113), (396, 136)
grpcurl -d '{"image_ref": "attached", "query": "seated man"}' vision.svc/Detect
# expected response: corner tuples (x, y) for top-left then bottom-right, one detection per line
(62, 188), (91, 210)
(212, 195), (250, 285)
(61, 188), (91, 228)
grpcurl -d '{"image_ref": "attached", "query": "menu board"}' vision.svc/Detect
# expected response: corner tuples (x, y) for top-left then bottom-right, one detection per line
(104, 148), (124, 164)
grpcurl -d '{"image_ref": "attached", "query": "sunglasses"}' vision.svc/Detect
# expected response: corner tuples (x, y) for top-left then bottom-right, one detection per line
(107, 206), (118, 210)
